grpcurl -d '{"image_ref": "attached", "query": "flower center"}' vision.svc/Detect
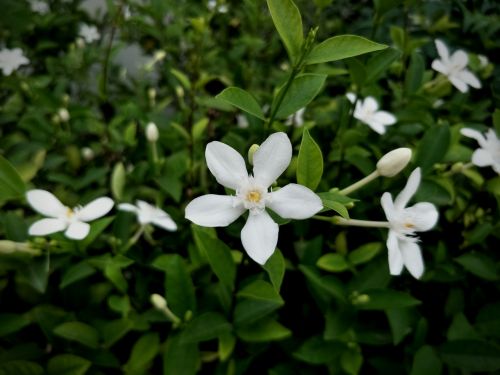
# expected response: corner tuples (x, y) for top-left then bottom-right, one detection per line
(246, 190), (262, 203)
(66, 208), (74, 218)
(235, 176), (269, 213)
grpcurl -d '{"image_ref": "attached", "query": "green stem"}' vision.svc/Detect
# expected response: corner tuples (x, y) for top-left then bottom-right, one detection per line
(334, 217), (391, 228)
(339, 171), (379, 195)
(124, 225), (145, 251)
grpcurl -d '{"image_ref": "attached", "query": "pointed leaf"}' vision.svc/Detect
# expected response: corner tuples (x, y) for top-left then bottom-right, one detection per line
(297, 128), (323, 191)
(275, 74), (326, 119)
(215, 87), (264, 120)
(267, 0), (303, 63)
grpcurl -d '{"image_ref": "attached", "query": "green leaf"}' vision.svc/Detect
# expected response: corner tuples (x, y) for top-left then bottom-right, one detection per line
(104, 264), (127, 293)
(365, 48), (401, 83)
(266, 0), (303, 63)
(340, 349), (363, 375)
(163, 333), (199, 375)
(275, 74), (326, 119)
(317, 253), (349, 272)
(306, 35), (387, 65)
(192, 226), (236, 290)
(0, 361), (44, 375)
(348, 242), (382, 265)
(356, 289), (421, 310)
(299, 265), (346, 302)
(294, 335), (344, 364)
(493, 109), (500, 135)
(410, 345), (442, 375)
(0, 155), (26, 202)
(454, 252), (498, 281)
(215, 87), (264, 120)
(80, 217), (114, 250)
(440, 340), (500, 372)
(25, 252), (50, 294)
(111, 162), (126, 201)
(152, 254), (196, 317)
(297, 128), (323, 190)
(53, 321), (99, 348)
(234, 280), (284, 326)
(181, 312), (232, 343)
(59, 261), (96, 289)
(236, 318), (291, 342)
(47, 354), (91, 375)
(404, 52), (425, 95)
(386, 308), (415, 345)
(0, 314), (30, 337)
(102, 319), (134, 348)
(124, 333), (160, 374)
(416, 125), (451, 173)
(319, 198), (349, 218)
(263, 248), (286, 292)
(218, 333), (236, 362)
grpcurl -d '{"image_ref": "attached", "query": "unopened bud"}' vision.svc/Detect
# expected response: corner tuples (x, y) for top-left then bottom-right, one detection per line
(248, 144), (259, 165)
(57, 108), (70, 122)
(147, 88), (156, 101)
(81, 147), (95, 161)
(150, 293), (167, 310)
(0, 241), (39, 255)
(76, 37), (85, 49)
(154, 50), (166, 61)
(62, 94), (70, 105)
(145, 122), (159, 142)
(352, 294), (370, 305)
(376, 148), (412, 177)
(175, 86), (184, 98)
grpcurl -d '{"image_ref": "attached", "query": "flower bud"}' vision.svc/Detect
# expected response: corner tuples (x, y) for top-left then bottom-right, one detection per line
(58, 108), (70, 122)
(81, 147), (95, 161)
(248, 144), (259, 165)
(145, 122), (159, 142)
(150, 293), (167, 310)
(154, 50), (166, 62)
(147, 88), (156, 101)
(376, 148), (412, 177)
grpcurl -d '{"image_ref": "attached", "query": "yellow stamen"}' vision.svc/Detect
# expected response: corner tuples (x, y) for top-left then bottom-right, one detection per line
(66, 208), (74, 218)
(246, 191), (261, 203)
(404, 222), (415, 229)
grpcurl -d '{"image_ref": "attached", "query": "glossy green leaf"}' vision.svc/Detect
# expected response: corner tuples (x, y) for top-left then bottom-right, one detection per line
(163, 333), (199, 375)
(181, 312), (231, 343)
(124, 333), (160, 373)
(455, 252), (498, 281)
(267, 0), (303, 63)
(297, 128), (323, 190)
(317, 253), (349, 272)
(236, 318), (291, 342)
(275, 74), (326, 119)
(0, 155), (26, 202)
(340, 348), (363, 375)
(111, 162), (126, 201)
(60, 261), (96, 289)
(439, 339), (500, 372)
(365, 48), (401, 83)
(47, 354), (91, 375)
(306, 35), (387, 65)
(215, 87), (264, 120)
(348, 243), (382, 265)
(53, 321), (99, 348)
(0, 361), (44, 375)
(263, 248), (285, 292)
(416, 125), (451, 173)
(404, 52), (424, 95)
(0, 314), (30, 337)
(294, 335), (344, 364)
(410, 345), (442, 375)
(234, 280), (284, 326)
(356, 289), (421, 310)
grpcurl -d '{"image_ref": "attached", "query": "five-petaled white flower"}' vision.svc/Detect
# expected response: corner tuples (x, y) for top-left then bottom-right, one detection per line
(381, 168), (438, 279)
(431, 39), (481, 93)
(27, 190), (114, 240)
(285, 107), (306, 127)
(118, 201), (177, 231)
(460, 128), (500, 174)
(346, 93), (396, 135)
(185, 132), (323, 265)
(0, 48), (29, 76)
(78, 24), (100, 44)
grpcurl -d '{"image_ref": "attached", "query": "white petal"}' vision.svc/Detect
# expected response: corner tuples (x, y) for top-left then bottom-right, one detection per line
(205, 141), (248, 190)
(450, 50), (468, 69)
(26, 190), (67, 218)
(365, 120), (387, 134)
(449, 76), (469, 93)
(253, 132), (292, 188)
(405, 202), (439, 232)
(431, 59), (448, 74)
(381, 192), (396, 222)
(460, 128), (486, 146)
(185, 194), (245, 227)
(346, 93), (356, 103)
(363, 97), (379, 113)
(76, 197), (114, 222)
(387, 230), (404, 275)
(241, 211), (279, 265)
(472, 149), (494, 167)
(65, 221), (90, 240)
(152, 216), (178, 231)
(372, 111), (396, 126)
(267, 184), (323, 219)
(28, 219), (67, 236)
(435, 39), (449, 61)
(457, 70), (481, 89)
(400, 240), (424, 279)
(394, 168), (421, 210)
(118, 203), (138, 213)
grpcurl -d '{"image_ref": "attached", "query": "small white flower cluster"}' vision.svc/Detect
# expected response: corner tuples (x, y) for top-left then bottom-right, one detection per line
(78, 24), (101, 44)
(0, 48), (29, 76)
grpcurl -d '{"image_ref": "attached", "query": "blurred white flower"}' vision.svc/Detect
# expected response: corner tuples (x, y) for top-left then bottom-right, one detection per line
(118, 201), (177, 231)
(145, 122), (159, 142)
(285, 107), (306, 127)
(478, 55), (489, 68)
(81, 147), (95, 161)
(0, 48), (29, 76)
(431, 39), (481, 93)
(57, 108), (70, 122)
(207, 0), (228, 13)
(381, 168), (438, 279)
(185, 132), (323, 265)
(460, 128), (500, 174)
(30, 0), (49, 14)
(123, 5), (131, 19)
(78, 24), (100, 44)
(377, 148), (412, 177)
(346, 93), (396, 134)
(27, 190), (114, 240)
(236, 114), (249, 129)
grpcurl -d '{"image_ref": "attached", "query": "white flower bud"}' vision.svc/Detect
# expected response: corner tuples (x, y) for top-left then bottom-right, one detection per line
(76, 37), (85, 49)
(376, 148), (412, 177)
(57, 108), (70, 122)
(154, 50), (166, 61)
(248, 144), (259, 165)
(146, 122), (159, 142)
(150, 293), (167, 310)
(81, 147), (95, 161)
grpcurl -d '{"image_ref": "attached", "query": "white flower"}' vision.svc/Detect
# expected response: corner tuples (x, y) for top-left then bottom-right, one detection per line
(30, 0), (49, 14)
(57, 108), (70, 122)
(431, 39), (481, 93)
(377, 148), (412, 177)
(346, 93), (396, 134)
(0, 48), (29, 76)
(81, 147), (95, 161)
(118, 201), (177, 231)
(185, 132), (323, 265)
(285, 107), (306, 127)
(145, 122), (159, 142)
(78, 24), (100, 44)
(236, 114), (249, 129)
(27, 190), (114, 240)
(478, 55), (489, 68)
(460, 128), (500, 174)
(381, 168), (438, 279)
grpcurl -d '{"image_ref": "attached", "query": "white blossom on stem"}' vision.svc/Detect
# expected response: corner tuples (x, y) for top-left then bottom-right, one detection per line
(0, 48), (29, 76)
(30, 0), (49, 14)
(460, 128), (500, 174)
(27, 190), (114, 240)
(118, 201), (177, 231)
(346, 93), (396, 134)
(78, 24), (100, 44)
(185, 132), (323, 265)
(431, 39), (481, 93)
(145, 122), (159, 142)
(381, 168), (438, 279)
